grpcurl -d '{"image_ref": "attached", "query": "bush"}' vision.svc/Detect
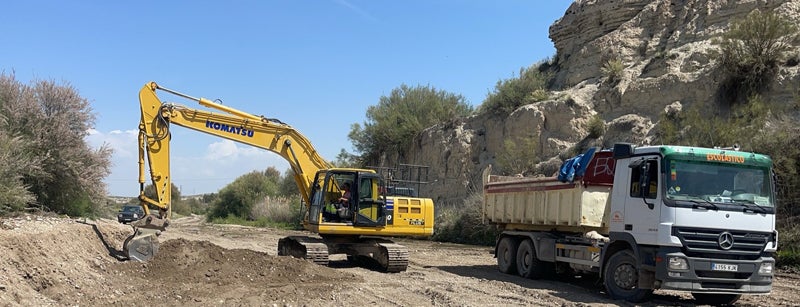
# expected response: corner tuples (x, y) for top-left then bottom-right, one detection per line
(208, 196), (302, 230)
(207, 170), (277, 220)
(432, 193), (499, 246)
(778, 250), (800, 268)
(777, 217), (800, 268)
(180, 198), (210, 215)
(587, 115), (605, 139)
(479, 62), (553, 115)
(655, 95), (767, 148)
(600, 58), (624, 83)
(249, 195), (303, 229)
(716, 10), (799, 101)
(204, 166), (309, 230)
(495, 136), (538, 176)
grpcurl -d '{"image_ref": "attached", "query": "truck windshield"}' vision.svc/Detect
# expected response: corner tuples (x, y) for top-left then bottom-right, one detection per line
(665, 159), (773, 207)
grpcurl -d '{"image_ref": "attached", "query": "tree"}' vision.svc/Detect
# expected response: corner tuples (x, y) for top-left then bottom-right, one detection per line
(349, 84), (473, 164)
(278, 168), (300, 197)
(0, 74), (111, 216)
(142, 182), (185, 214)
(142, 182), (182, 203)
(207, 169), (280, 220)
(332, 148), (359, 168)
(0, 126), (41, 212)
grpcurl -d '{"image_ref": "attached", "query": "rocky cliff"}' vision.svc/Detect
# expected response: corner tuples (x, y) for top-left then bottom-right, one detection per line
(404, 0), (800, 205)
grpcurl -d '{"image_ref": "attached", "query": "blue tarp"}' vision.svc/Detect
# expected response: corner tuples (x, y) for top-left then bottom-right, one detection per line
(557, 147), (598, 183)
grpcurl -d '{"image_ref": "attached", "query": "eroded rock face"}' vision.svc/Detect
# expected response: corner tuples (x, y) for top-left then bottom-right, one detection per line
(404, 0), (800, 203)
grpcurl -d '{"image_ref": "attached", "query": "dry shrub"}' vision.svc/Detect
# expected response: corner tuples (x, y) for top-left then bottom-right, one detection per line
(250, 195), (303, 226)
(432, 193), (499, 246)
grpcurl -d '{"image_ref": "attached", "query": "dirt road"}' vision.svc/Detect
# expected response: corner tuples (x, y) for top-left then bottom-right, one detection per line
(1, 214), (797, 306)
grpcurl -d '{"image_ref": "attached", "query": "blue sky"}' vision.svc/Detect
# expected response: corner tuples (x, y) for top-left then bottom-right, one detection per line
(1, 1), (572, 196)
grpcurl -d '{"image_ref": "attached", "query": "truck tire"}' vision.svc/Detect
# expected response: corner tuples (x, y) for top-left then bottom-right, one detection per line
(603, 250), (652, 303)
(691, 293), (741, 306)
(497, 236), (518, 274)
(516, 239), (551, 279)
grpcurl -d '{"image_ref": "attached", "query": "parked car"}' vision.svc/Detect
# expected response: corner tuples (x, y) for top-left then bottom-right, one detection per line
(117, 205), (145, 224)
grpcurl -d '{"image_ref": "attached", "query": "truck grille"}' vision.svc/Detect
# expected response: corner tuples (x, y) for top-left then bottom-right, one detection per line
(672, 227), (770, 260)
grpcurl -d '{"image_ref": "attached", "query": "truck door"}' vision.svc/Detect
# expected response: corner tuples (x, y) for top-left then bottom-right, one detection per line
(623, 156), (662, 245)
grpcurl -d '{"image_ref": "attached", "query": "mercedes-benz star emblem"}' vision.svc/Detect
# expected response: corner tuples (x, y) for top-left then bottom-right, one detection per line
(718, 232), (734, 250)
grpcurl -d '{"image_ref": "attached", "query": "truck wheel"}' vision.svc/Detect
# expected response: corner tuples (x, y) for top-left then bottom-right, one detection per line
(497, 236), (518, 274)
(604, 250), (652, 302)
(516, 239), (551, 279)
(691, 293), (741, 306)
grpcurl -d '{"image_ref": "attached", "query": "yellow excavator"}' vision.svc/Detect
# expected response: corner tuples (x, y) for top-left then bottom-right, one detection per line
(125, 81), (434, 272)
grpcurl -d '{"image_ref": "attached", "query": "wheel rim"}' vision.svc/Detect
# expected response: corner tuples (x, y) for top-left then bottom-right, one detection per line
(519, 244), (532, 273)
(522, 250), (531, 269)
(613, 262), (637, 290)
(501, 246), (511, 262)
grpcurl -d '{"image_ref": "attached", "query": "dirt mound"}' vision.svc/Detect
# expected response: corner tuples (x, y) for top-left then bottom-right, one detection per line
(0, 215), (360, 306)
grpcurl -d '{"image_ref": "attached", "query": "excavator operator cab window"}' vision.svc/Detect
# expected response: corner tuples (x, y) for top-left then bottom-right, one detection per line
(320, 173), (356, 222)
(353, 175), (386, 226)
(359, 178), (374, 200)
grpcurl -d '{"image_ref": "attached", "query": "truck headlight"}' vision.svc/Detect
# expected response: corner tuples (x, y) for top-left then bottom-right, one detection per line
(759, 262), (773, 275)
(133, 213), (139, 218)
(668, 256), (688, 270)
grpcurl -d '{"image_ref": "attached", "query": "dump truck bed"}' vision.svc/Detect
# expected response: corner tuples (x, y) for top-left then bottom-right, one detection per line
(482, 150), (616, 234)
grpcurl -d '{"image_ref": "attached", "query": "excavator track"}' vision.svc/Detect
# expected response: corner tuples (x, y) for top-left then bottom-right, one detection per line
(277, 236), (329, 266)
(278, 236), (409, 272)
(377, 242), (409, 273)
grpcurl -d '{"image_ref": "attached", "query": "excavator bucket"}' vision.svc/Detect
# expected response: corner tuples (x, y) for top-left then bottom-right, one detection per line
(123, 228), (160, 262)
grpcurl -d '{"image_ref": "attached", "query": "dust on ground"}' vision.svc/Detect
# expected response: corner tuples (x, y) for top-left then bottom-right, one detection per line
(1, 213), (798, 306)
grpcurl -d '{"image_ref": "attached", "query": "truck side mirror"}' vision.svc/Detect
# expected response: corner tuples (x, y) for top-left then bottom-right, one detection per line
(639, 163), (650, 197)
(638, 161), (655, 209)
(614, 143), (634, 159)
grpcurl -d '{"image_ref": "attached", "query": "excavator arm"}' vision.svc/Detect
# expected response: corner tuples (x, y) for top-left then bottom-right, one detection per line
(138, 81), (331, 206)
(127, 81), (332, 260)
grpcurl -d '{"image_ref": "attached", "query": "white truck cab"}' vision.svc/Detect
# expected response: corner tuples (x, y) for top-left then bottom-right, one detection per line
(484, 143), (777, 305)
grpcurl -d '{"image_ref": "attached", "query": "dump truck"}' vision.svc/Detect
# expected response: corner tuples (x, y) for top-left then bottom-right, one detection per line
(483, 143), (776, 305)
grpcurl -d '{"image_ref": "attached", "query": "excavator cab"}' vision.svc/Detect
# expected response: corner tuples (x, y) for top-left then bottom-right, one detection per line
(310, 170), (387, 227)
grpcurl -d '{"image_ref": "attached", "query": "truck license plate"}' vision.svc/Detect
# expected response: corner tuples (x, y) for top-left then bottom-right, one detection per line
(711, 263), (738, 272)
